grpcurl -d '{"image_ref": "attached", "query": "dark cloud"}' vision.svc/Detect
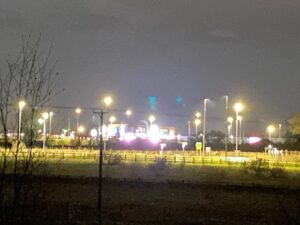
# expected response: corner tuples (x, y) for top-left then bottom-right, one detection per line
(1, 0), (300, 134)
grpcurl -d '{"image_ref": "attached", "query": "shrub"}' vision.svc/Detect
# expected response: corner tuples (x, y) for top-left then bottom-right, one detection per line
(249, 159), (270, 177)
(149, 157), (168, 171)
(270, 167), (286, 178)
(107, 154), (123, 165)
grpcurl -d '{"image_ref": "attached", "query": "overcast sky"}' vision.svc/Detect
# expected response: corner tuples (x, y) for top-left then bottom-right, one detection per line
(1, 0), (300, 135)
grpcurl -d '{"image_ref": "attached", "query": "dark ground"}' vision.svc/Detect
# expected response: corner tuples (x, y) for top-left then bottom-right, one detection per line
(13, 176), (299, 225)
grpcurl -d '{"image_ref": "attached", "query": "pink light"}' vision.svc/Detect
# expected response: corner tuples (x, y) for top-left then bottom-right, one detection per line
(249, 137), (261, 144)
(148, 125), (160, 144)
(123, 132), (136, 142)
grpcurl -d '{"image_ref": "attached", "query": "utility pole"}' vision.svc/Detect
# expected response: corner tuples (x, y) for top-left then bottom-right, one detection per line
(224, 95), (228, 159)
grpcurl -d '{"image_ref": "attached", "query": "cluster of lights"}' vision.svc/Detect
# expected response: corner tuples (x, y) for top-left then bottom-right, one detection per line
(17, 95), (283, 147)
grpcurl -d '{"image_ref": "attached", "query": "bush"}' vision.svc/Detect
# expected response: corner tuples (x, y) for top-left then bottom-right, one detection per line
(249, 159), (270, 176)
(270, 167), (287, 178)
(149, 158), (168, 171)
(107, 154), (122, 165)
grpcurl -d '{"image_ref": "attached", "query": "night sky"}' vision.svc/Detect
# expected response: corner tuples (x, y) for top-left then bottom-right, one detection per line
(1, 0), (300, 135)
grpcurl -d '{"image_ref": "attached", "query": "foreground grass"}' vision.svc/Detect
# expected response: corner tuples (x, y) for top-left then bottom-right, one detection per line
(48, 158), (300, 188)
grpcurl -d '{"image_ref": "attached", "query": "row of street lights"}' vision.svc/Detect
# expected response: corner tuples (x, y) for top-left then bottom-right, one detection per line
(188, 98), (243, 153)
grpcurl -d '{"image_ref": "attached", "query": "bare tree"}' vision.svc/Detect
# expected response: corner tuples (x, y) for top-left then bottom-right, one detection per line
(0, 34), (60, 224)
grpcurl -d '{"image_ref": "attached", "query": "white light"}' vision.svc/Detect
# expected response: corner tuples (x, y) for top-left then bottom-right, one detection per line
(42, 112), (49, 120)
(234, 102), (243, 113)
(148, 124), (160, 143)
(19, 101), (26, 109)
(124, 132), (136, 142)
(38, 118), (44, 124)
(160, 143), (166, 151)
(90, 129), (98, 137)
(109, 116), (116, 124)
(78, 126), (85, 133)
(103, 96), (113, 107)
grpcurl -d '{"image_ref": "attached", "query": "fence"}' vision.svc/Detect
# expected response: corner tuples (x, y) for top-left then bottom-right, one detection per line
(1, 149), (299, 168)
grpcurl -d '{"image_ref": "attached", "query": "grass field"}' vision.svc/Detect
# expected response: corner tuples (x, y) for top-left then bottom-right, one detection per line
(2, 148), (300, 224)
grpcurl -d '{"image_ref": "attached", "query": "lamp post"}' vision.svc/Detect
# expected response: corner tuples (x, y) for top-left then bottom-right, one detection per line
(203, 99), (209, 153)
(93, 95), (112, 223)
(194, 119), (201, 139)
(148, 115), (156, 127)
(188, 121), (191, 137)
(42, 112), (49, 150)
(224, 95), (228, 158)
(227, 125), (232, 143)
(278, 123), (282, 143)
(18, 100), (26, 140)
(227, 117), (233, 136)
(267, 125), (275, 141)
(125, 109), (132, 119)
(75, 107), (81, 136)
(234, 102), (243, 154)
(238, 115), (243, 145)
(49, 111), (53, 136)
(109, 115), (116, 124)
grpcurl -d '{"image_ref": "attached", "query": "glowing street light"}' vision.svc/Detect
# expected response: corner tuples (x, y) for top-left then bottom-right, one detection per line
(78, 125), (85, 133)
(188, 121), (191, 137)
(278, 123), (282, 143)
(227, 117), (234, 125)
(203, 98), (209, 153)
(42, 112), (49, 150)
(75, 107), (82, 134)
(195, 112), (201, 118)
(227, 117), (234, 139)
(234, 102), (244, 153)
(125, 109), (132, 118)
(90, 128), (98, 138)
(227, 125), (232, 143)
(18, 100), (26, 140)
(267, 125), (275, 140)
(38, 118), (44, 125)
(148, 115), (156, 126)
(103, 96), (113, 108)
(194, 118), (201, 138)
(109, 115), (116, 124)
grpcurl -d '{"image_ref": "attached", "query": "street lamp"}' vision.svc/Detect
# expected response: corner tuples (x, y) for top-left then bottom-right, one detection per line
(224, 95), (229, 158)
(103, 96), (113, 108)
(203, 98), (209, 153)
(234, 102), (243, 153)
(42, 112), (49, 150)
(125, 109), (132, 119)
(18, 100), (26, 140)
(195, 112), (201, 118)
(75, 107), (82, 135)
(267, 125), (275, 140)
(93, 95), (113, 221)
(78, 125), (85, 134)
(227, 116), (234, 137)
(148, 115), (156, 126)
(227, 125), (232, 143)
(188, 121), (191, 137)
(194, 118), (201, 138)
(278, 123), (282, 143)
(49, 111), (53, 136)
(109, 115), (116, 124)
(238, 115), (243, 145)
